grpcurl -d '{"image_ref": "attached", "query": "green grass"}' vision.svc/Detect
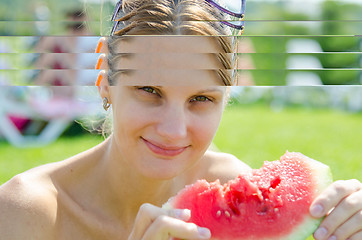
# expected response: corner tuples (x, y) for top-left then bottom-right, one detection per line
(0, 134), (103, 184)
(214, 104), (362, 181)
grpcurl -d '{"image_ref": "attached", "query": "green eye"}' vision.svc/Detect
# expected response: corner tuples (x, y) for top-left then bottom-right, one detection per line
(140, 87), (157, 94)
(191, 96), (211, 102)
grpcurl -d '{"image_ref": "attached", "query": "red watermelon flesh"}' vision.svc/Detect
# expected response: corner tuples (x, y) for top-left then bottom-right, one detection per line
(164, 151), (333, 240)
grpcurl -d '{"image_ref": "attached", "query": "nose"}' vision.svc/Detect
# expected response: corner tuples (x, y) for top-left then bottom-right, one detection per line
(155, 104), (188, 142)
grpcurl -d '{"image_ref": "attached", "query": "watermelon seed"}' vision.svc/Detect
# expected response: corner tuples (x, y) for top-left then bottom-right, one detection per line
(216, 210), (222, 218)
(225, 211), (231, 218)
(257, 206), (268, 215)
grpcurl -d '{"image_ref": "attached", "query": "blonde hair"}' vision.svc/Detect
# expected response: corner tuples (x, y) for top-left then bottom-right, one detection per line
(107, 0), (239, 85)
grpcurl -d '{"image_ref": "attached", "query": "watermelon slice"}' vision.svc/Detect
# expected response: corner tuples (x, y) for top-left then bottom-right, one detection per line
(164, 151), (333, 240)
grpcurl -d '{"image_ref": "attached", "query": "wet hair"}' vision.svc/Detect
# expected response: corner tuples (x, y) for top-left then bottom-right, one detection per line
(106, 0), (239, 86)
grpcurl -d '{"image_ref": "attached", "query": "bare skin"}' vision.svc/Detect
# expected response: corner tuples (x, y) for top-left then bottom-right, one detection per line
(1, 36), (362, 240)
(0, 139), (249, 240)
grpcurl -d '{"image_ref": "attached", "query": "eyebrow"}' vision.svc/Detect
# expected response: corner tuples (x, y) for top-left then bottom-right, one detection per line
(194, 87), (225, 94)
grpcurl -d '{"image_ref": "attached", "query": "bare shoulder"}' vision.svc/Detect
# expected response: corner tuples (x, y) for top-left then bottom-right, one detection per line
(0, 172), (57, 239)
(201, 150), (252, 184)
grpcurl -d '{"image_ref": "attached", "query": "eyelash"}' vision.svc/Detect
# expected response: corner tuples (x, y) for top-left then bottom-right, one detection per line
(190, 95), (213, 103)
(139, 86), (158, 95)
(138, 86), (213, 103)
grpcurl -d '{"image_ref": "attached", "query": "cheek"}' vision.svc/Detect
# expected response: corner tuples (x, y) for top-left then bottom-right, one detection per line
(190, 110), (223, 148)
(112, 100), (151, 136)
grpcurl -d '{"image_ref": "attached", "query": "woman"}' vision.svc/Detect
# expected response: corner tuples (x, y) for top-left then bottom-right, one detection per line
(0, 0), (361, 240)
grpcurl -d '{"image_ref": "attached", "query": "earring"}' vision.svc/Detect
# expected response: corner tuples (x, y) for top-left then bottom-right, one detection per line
(103, 97), (111, 111)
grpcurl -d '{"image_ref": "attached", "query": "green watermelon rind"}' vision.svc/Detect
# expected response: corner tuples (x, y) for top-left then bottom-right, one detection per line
(163, 152), (333, 240)
(274, 153), (333, 240)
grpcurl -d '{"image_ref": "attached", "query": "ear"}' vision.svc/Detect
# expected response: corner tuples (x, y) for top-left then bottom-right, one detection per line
(95, 38), (110, 70)
(97, 70), (111, 104)
(96, 53), (108, 70)
(95, 37), (109, 53)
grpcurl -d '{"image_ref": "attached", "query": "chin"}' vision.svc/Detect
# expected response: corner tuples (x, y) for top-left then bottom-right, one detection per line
(138, 160), (188, 180)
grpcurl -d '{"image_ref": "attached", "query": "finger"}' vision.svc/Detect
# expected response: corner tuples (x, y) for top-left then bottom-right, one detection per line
(129, 203), (191, 240)
(331, 210), (362, 240)
(310, 179), (362, 218)
(143, 215), (211, 240)
(315, 190), (362, 240)
(348, 230), (362, 240)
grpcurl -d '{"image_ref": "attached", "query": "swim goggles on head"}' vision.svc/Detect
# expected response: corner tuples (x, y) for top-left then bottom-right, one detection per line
(110, 0), (245, 36)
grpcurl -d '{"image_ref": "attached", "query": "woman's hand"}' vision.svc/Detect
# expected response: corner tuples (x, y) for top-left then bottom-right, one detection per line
(128, 203), (211, 240)
(310, 179), (362, 240)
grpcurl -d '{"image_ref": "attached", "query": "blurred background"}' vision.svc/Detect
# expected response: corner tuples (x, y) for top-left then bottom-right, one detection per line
(0, 0), (361, 195)
(0, 2), (361, 240)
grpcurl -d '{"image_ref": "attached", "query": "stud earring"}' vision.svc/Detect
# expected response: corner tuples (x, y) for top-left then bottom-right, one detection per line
(103, 97), (111, 111)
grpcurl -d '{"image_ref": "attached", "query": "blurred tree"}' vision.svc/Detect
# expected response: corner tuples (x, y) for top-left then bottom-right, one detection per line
(317, 1), (361, 84)
(246, 0), (361, 85)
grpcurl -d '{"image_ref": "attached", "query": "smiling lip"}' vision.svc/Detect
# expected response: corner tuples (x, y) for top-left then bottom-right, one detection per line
(142, 138), (188, 157)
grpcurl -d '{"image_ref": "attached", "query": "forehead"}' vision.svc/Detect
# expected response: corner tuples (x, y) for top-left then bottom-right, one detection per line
(110, 35), (225, 53)
(108, 36), (230, 86)
(114, 70), (225, 86)
(111, 53), (226, 70)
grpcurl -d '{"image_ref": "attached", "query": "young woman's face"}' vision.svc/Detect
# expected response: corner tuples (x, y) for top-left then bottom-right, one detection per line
(110, 85), (226, 180)
(106, 36), (228, 179)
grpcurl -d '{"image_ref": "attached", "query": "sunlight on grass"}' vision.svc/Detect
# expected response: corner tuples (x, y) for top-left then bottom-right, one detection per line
(214, 105), (362, 181)
(0, 134), (103, 184)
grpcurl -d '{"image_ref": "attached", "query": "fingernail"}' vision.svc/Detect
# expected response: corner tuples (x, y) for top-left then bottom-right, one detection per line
(198, 227), (211, 239)
(310, 204), (324, 217)
(327, 236), (336, 240)
(174, 209), (191, 220)
(314, 227), (328, 240)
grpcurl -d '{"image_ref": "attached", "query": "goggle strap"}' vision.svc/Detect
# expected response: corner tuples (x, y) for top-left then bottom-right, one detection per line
(204, 0), (244, 18)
